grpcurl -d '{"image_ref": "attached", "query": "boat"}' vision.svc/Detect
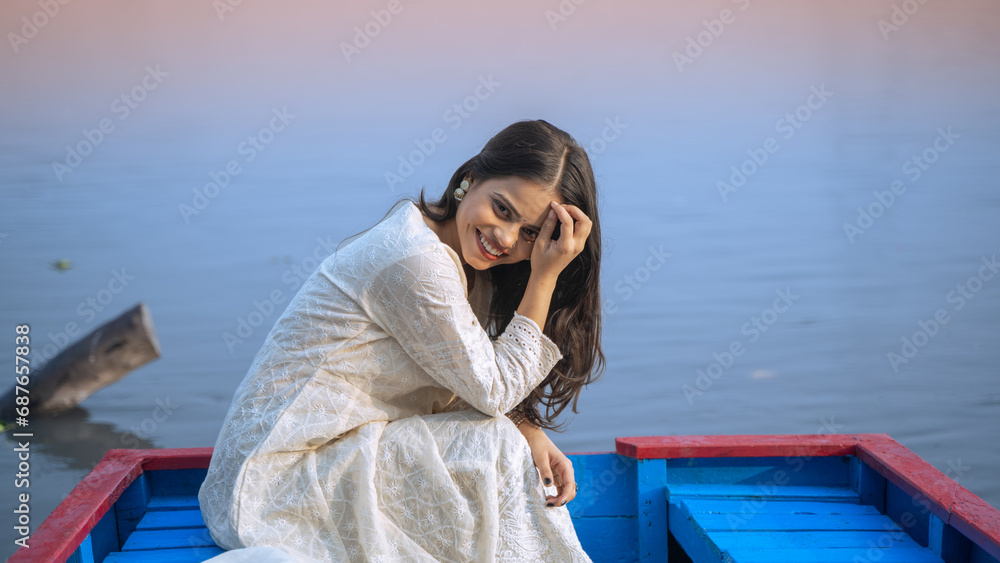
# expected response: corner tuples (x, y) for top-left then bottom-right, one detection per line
(11, 433), (1000, 562)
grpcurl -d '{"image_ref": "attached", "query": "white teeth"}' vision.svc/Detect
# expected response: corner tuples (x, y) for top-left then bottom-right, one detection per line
(479, 231), (503, 257)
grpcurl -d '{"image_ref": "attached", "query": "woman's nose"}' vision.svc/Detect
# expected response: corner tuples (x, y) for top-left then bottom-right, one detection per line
(494, 226), (518, 251)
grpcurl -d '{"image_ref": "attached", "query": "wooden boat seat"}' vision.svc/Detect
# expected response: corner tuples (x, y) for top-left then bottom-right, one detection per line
(102, 500), (221, 562)
(666, 468), (946, 562)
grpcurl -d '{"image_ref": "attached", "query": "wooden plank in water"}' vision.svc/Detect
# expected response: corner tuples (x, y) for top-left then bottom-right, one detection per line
(0, 303), (161, 419)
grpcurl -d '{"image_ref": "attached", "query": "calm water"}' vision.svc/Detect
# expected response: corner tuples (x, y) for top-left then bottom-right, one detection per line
(2, 1), (999, 558)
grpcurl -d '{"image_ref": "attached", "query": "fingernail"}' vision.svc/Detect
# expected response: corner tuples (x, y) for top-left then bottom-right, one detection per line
(544, 478), (552, 485)
(546, 502), (554, 507)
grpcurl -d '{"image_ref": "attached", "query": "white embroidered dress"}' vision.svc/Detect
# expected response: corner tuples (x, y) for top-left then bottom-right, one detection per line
(198, 200), (592, 562)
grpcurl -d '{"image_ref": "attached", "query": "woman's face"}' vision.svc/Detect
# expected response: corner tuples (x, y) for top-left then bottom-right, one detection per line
(455, 176), (562, 270)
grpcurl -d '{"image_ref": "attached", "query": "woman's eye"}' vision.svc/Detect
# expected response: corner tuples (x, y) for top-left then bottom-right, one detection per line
(522, 229), (538, 242)
(493, 200), (509, 216)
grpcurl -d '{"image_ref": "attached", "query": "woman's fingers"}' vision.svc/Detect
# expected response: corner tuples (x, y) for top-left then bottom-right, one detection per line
(532, 202), (593, 277)
(535, 453), (555, 495)
(552, 202), (575, 236)
(545, 456), (577, 507)
(557, 204), (592, 246)
(536, 204), (559, 244)
(549, 205), (591, 269)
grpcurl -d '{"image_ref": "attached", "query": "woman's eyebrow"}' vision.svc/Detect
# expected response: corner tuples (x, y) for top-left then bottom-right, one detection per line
(495, 193), (542, 231)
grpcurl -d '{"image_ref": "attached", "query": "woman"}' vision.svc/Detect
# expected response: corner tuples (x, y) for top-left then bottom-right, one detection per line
(198, 119), (604, 562)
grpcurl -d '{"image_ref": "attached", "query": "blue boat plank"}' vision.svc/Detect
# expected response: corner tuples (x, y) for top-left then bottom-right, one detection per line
(66, 534), (94, 563)
(136, 509), (207, 531)
(670, 490), (946, 563)
(572, 516), (639, 563)
(668, 483), (860, 503)
(972, 542), (1000, 563)
(567, 453), (637, 518)
(726, 547), (944, 562)
(104, 546), (225, 562)
(148, 469), (210, 497)
(682, 498), (881, 516)
(121, 527), (216, 550)
(146, 494), (202, 511)
(115, 473), (152, 542)
(711, 530), (933, 550)
(696, 512), (907, 532)
(637, 458), (668, 561)
(667, 500), (724, 563)
(665, 456), (852, 489)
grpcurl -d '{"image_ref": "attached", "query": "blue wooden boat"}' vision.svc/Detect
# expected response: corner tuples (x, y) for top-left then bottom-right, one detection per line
(12, 434), (1000, 562)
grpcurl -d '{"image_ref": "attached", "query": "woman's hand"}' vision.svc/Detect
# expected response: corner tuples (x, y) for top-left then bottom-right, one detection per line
(517, 422), (577, 507)
(530, 202), (592, 281)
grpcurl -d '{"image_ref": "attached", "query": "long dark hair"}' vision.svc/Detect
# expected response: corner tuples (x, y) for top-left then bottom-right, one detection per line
(412, 119), (605, 431)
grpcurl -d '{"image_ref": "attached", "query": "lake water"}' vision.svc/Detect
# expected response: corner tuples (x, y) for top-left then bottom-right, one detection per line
(1, 0), (998, 558)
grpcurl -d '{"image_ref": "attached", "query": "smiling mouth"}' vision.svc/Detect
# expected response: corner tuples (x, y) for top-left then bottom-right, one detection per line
(476, 229), (506, 259)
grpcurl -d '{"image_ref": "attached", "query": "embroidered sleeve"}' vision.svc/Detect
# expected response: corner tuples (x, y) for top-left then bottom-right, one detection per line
(364, 246), (562, 417)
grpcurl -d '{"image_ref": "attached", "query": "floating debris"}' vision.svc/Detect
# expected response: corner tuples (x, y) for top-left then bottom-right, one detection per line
(53, 258), (73, 271)
(750, 369), (778, 379)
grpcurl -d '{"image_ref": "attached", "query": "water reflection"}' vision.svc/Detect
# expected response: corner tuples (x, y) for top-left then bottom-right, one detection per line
(4, 407), (155, 472)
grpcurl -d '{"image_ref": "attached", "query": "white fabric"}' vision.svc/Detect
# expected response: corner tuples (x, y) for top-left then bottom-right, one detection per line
(198, 200), (592, 562)
(202, 545), (305, 563)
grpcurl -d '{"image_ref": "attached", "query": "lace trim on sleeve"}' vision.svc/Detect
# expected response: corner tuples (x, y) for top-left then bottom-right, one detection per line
(504, 312), (563, 376)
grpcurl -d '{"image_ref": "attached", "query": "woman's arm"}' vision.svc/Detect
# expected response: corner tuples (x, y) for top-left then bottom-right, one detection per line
(365, 249), (563, 417)
(365, 202), (591, 417)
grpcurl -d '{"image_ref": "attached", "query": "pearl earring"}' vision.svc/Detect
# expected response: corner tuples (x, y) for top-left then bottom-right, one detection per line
(454, 179), (469, 201)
